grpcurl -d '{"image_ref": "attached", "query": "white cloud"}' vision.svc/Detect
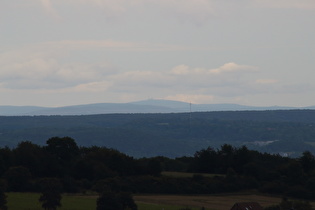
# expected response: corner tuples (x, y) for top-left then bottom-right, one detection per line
(252, 0), (315, 10)
(65, 81), (112, 92)
(170, 65), (190, 75)
(38, 0), (61, 19)
(171, 63), (257, 75)
(0, 40), (195, 91)
(151, 0), (216, 23)
(31, 0), (315, 24)
(105, 63), (261, 102)
(255, 79), (278, 84)
(0, 40), (277, 105)
(35, 40), (188, 52)
(109, 62), (258, 94)
(209, 62), (258, 74)
(0, 47), (115, 89)
(28, 0), (218, 23)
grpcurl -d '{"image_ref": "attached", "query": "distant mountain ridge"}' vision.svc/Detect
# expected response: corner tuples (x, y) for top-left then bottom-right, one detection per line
(1, 99), (314, 116)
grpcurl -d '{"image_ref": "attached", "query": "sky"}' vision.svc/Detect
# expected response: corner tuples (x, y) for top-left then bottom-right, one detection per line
(1, 0), (314, 107)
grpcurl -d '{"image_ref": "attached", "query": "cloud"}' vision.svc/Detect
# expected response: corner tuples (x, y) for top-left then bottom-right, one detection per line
(255, 79), (278, 84)
(65, 81), (112, 93)
(38, 0), (61, 19)
(252, 0), (315, 10)
(34, 40), (190, 53)
(0, 45), (260, 96)
(29, 0), (218, 24)
(109, 62), (258, 94)
(31, 0), (315, 25)
(170, 63), (258, 75)
(106, 63), (261, 102)
(0, 39), (195, 92)
(0, 48), (115, 90)
(0, 38), (299, 105)
(151, 0), (216, 23)
(0, 38), (190, 89)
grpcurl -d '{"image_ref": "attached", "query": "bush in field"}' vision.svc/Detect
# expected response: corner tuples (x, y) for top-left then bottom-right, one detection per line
(0, 186), (7, 210)
(38, 178), (62, 210)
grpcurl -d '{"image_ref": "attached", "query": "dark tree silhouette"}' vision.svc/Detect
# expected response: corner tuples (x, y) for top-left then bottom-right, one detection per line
(38, 178), (62, 210)
(120, 192), (137, 210)
(46, 137), (79, 162)
(299, 151), (315, 174)
(3, 166), (31, 191)
(96, 191), (122, 210)
(0, 182), (7, 210)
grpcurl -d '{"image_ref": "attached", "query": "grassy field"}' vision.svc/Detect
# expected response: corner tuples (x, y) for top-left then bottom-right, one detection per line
(137, 202), (201, 210)
(7, 193), (97, 210)
(134, 194), (284, 210)
(6, 192), (314, 210)
(6, 192), (198, 210)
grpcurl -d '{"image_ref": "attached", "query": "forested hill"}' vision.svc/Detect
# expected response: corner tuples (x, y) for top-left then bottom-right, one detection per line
(1, 110), (315, 157)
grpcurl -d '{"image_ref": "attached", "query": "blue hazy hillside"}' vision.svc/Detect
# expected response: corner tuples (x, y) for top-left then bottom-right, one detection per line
(1, 108), (315, 158)
(1, 99), (313, 116)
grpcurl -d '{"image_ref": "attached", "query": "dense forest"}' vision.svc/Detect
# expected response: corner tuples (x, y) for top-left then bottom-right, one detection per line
(1, 136), (315, 202)
(1, 110), (315, 158)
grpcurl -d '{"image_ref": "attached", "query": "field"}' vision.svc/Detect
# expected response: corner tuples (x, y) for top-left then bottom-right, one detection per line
(134, 194), (283, 210)
(7, 193), (97, 210)
(5, 192), (296, 210)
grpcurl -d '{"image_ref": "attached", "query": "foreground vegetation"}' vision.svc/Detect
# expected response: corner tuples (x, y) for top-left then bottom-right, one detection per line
(5, 192), (315, 210)
(1, 136), (315, 209)
(7, 193), (96, 210)
(5, 193), (200, 210)
(1, 137), (315, 198)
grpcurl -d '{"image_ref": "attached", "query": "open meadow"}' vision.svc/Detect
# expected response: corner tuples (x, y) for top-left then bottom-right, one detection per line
(7, 193), (97, 210)
(134, 194), (283, 210)
(6, 192), (306, 210)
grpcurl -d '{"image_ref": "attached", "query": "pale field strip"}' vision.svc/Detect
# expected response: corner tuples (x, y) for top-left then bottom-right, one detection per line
(134, 194), (293, 210)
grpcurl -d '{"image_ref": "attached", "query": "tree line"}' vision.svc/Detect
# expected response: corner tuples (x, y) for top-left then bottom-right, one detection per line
(1, 136), (315, 206)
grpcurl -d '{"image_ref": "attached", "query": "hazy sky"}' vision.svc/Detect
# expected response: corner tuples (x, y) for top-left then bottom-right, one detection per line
(1, 0), (314, 107)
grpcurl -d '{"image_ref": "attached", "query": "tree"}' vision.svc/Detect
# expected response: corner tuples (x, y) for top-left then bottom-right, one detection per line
(0, 180), (7, 210)
(299, 151), (315, 174)
(45, 137), (80, 177)
(120, 192), (137, 210)
(96, 191), (122, 210)
(38, 178), (62, 210)
(192, 147), (218, 173)
(46, 137), (79, 162)
(0, 190), (7, 210)
(3, 166), (31, 191)
(13, 141), (44, 177)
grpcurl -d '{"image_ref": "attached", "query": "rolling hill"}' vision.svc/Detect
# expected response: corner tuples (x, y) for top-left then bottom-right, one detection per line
(1, 99), (313, 116)
(1, 109), (315, 158)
